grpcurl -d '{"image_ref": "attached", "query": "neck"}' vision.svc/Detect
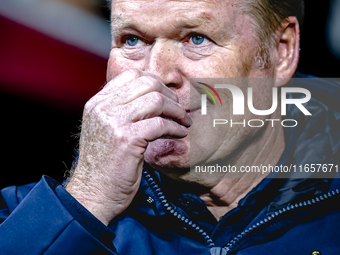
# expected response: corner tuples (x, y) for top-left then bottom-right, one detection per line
(199, 119), (285, 221)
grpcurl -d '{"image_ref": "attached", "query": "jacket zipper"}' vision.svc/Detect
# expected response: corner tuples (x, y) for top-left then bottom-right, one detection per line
(224, 188), (340, 254)
(143, 169), (340, 254)
(143, 169), (215, 248)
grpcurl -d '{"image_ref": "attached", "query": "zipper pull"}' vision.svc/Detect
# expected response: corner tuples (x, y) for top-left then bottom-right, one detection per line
(210, 247), (228, 255)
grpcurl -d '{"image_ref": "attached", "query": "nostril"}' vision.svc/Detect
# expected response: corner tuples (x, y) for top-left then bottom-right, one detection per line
(166, 83), (177, 87)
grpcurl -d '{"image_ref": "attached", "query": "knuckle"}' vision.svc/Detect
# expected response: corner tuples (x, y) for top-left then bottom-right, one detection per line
(93, 102), (112, 121)
(114, 128), (129, 144)
(130, 121), (141, 135)
(84, 101), (92, 113)
(133, 78), (145, 89)
(110, 92), (123, 103)
(91, 104), (104, 119)
(101, 80), (113, 91)
(132, 76), (160, 93)
(144, 76), (159, 91)
(179, 109), (187, 120)
(134, 76), (158, 92)
(154, 117), (165, 129)
(126, 69), (141, 78)
(150, 91), (164, 106)
(84, 98), (96, 114)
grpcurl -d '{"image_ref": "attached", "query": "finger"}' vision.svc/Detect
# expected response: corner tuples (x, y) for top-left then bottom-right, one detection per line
(125, 92), (191, 127)
(131, 117), (188, 141)
(139, 70), (179, 102)
(102, 75), (178, 106)
(125, 76), (178, 104)
(84, 71), (140, 113)
(100, 69), (143, 95)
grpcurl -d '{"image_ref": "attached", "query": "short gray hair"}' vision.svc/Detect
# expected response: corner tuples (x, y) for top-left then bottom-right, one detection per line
(241, 0), (304, 68)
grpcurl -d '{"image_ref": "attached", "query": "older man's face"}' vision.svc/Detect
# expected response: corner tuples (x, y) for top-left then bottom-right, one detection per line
(107, 0), (276, 180)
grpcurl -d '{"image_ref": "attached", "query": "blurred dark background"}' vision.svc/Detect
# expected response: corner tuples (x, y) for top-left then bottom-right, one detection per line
(0, 0), (339, 188)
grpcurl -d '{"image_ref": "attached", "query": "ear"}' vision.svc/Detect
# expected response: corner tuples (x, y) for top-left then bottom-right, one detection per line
(274, 16), (300, 87)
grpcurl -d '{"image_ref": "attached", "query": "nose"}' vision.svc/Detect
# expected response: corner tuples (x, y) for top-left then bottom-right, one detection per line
(144, 39), (183, 89)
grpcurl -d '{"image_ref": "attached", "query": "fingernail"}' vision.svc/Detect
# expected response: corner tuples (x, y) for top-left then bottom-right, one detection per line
(181, 126), (188, 135)
(183, 115), (192, 127)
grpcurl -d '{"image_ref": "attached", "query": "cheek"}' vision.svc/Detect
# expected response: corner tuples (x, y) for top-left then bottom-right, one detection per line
(107, 50), (145, 81)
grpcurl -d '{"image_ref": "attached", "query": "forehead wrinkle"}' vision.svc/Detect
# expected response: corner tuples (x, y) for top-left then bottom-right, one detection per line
(173, 11), (214, 28)
(110, 0), (240, 43)
(111, 11), (214, 36)
(111, 15), (132, 30)
(111, 14), (140, 39)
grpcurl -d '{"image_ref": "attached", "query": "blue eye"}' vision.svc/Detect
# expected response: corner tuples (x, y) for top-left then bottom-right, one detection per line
(126, 36), (139, 46)
(125, 35), (145, 47)
(190, 35), (209, 45)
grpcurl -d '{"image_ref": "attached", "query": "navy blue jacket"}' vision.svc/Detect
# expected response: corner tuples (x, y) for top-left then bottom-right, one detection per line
(1, 74), (340, 255)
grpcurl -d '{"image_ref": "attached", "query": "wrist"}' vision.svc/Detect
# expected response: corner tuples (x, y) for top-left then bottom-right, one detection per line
(66, 178), (116, 226)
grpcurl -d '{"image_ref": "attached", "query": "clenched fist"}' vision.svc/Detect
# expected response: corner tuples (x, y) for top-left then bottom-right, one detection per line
(66, 69), (191, 225)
